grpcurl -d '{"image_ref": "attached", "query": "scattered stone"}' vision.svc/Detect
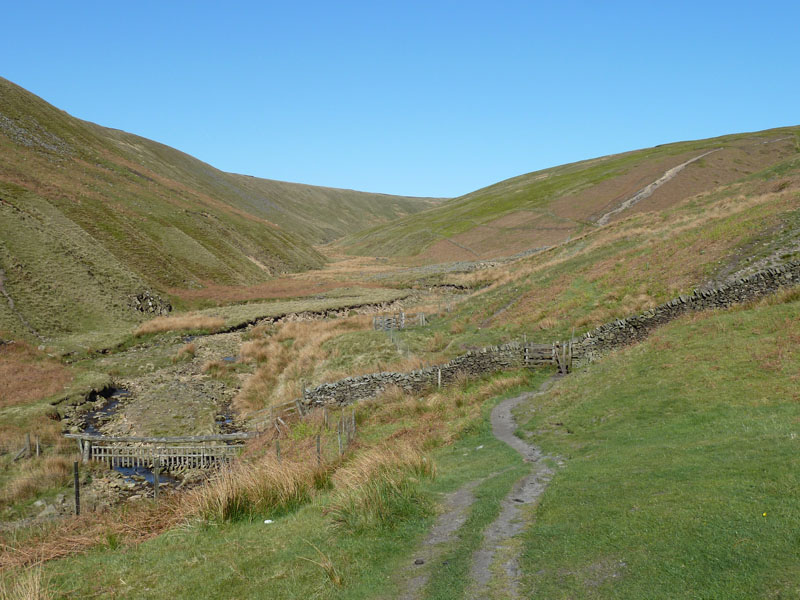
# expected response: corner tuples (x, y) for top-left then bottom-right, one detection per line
(414, 559), (425, 565)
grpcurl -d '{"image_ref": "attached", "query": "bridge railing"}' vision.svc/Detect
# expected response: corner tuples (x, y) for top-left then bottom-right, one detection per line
(63, 432), (252, 469)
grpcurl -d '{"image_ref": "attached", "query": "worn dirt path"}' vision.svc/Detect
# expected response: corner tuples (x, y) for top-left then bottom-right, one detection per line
(467, 375), (561, 599)
(393, 376), (560, 600)
(595, 149), (721, 226)
(396, 479), (484, 600)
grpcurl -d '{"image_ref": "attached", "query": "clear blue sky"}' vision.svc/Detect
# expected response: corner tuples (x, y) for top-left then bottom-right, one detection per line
(2, 1), (798, 197)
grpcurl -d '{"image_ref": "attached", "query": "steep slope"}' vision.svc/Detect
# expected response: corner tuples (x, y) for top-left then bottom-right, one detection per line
(0, 77), (437, 344)
(338, 127), (800, 261)
(227, 175), (442, 244)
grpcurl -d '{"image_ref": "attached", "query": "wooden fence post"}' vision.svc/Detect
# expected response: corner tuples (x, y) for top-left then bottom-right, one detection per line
(337, 415), (343, 457)
(316, 434), (321, 466)
(276, 439), (281, 463)
(438, 368), (442, 389)
(25, 433), (31, 458)
(35, 435), (40, 457)
(323, 407), (329, 430)
(73, 461), (80, 516)
(153, 457), (160, 501)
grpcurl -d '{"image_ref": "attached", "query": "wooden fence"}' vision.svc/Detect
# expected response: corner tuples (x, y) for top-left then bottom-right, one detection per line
(373, 312), (427, 331)
(523, 340), (573, 374)
(64, 433), (251, 470)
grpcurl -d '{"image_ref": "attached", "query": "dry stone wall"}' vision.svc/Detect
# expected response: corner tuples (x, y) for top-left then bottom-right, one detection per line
(300, 343), (524, 408)
(573, 260), (800, 362)
(297, 260), (800, 410)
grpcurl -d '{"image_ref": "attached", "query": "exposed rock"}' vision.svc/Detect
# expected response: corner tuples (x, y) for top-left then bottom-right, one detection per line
(129, 290), (172, 316)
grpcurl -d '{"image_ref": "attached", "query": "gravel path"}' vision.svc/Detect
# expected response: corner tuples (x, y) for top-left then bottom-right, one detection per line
(467, 375), (561, 599)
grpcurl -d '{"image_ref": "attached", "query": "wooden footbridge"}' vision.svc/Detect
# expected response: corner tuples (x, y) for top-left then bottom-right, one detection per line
(63, 432), (255, 471)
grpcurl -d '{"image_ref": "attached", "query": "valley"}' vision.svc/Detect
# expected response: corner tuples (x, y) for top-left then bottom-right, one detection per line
(1, 78), (799, 599)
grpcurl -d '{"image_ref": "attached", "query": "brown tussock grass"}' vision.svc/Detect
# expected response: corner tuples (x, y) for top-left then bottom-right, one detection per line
(134, 314), (225, 336)
(0, 342), (72, 409)
(201, 360), (235, 377)
(171, 342), (196, 363)
(234, 317), (373, 413)
(184, 455), (318, 522)
(331, 441), (434, 490)
(1, 456), (74, 505)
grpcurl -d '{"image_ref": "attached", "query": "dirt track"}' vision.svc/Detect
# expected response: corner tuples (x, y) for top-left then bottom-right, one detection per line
(466, 376), (560, 599)
(395, 376), (561, 599)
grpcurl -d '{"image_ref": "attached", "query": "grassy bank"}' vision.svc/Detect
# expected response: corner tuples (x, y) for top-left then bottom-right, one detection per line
(514, 292), (800, 597)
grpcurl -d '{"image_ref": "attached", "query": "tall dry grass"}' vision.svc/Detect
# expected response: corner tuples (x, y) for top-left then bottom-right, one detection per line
(235, 317), (372, 412)
(171, 342), (196, 363)
(0, 568), (51, 600)
(0, 342), (72, 409)
(185, 456), (318, 522)
(327, 442), (435, 531)
(133, 314), (225, 336)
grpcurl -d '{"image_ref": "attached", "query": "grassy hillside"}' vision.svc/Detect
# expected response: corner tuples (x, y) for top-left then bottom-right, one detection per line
(387, 144), (800, 353)
(0, 77), (437, 345)
(514, 290), (800, 598)
(227, 174), (442, 244)
(338, 127), (800, 261)
(2, 134), (800, 599)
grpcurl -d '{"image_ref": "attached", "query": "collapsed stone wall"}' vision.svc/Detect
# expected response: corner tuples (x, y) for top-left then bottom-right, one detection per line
(574, 260), (800, 362)
(300, 342), (524, 408)
(296, 260), (799, 410)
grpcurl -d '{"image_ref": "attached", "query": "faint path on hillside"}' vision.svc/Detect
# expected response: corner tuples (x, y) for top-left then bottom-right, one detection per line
(443, 237), (481, 258)
(595, 149), (721, 226)
(466, 375), (561, 600)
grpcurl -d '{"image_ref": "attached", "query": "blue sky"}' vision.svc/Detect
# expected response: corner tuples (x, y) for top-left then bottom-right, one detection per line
(2, 1), (798, 197)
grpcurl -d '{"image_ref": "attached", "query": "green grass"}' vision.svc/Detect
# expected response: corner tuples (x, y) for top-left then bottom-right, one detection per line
(514, 296), (800, 598)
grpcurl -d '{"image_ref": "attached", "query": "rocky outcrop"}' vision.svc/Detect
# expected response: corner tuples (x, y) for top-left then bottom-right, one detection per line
(129, 291), (172, 316)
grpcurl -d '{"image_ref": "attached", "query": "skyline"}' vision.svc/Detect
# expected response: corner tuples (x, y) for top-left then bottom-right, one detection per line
(3, 1), (799, 198)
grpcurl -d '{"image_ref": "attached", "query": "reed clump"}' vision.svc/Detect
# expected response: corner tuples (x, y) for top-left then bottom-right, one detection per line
(0, 567), (52, 600)
(327, 442), (435, 531)
(184, 457), (315, 522)
(1, 456), (73, 505)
